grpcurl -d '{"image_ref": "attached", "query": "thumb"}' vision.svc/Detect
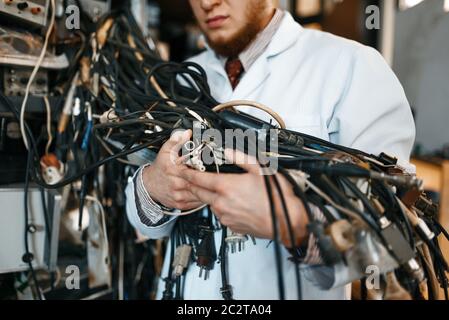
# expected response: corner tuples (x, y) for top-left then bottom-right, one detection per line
(164, 129), (192, 163)
(162, 129), (192, 151)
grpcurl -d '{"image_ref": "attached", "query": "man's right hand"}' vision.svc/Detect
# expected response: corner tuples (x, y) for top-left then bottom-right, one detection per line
(142, 129), (203, 211)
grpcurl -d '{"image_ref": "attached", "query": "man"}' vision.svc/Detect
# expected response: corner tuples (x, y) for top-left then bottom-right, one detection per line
(126, 0), (415, 299)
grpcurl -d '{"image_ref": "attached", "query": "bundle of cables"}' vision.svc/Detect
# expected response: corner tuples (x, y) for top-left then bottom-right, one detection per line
(4, 8), (448, 300)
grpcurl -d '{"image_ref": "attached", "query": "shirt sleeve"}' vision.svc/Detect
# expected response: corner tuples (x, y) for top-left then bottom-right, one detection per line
(125, 165), (178, 239)
(133, 164), (169, 226)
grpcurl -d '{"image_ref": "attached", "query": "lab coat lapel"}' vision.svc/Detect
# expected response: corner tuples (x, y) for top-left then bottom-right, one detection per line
(233, 12), (304, 99)
(200, 41), (233, 102)
(232, 56), (270, 99)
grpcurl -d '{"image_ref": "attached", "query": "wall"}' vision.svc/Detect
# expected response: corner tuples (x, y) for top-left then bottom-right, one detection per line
(394, 0), (449, 152)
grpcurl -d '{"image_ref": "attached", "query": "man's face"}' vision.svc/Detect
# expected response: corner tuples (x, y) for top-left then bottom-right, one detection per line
(189, 0), (273, 57)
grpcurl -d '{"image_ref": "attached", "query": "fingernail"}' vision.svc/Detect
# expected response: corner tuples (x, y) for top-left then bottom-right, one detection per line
(171, 130), (185, 141)
(183, 130), (192, 139)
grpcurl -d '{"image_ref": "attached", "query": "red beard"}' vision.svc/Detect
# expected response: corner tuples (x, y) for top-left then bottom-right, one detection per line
(205, 2), (271, 58)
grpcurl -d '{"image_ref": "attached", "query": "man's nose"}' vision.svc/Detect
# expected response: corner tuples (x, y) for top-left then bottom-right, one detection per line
(200, 0), (222, 11)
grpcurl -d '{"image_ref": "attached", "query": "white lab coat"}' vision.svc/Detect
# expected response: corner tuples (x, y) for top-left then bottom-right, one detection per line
(125, 12), (415, 300)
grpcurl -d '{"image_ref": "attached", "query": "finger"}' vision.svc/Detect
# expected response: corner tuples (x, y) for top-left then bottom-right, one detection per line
(175, 152), (192, 166)
(162, 129), (192, 153)
(189, 184), (219, 205)
(179, 168), (220, 191)
(166, 130), (193, 165)
(224, 148), (261, 175)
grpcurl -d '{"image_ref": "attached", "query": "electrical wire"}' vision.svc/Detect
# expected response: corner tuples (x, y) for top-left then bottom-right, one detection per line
(271, 174), (302, 300)
(20, 0), (56, 150)
(43, 96), (53, 155)
(212, 100), (286, 129)
(263, 174), (285, 300)
(24, 135), (43, 300)
(219, 226), (233, 300)
(4, 7), (447, 301)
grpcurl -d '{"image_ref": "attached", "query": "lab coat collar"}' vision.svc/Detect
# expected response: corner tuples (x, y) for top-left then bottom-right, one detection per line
(202, 12), (304, 101)
(264, 12), (303, 59)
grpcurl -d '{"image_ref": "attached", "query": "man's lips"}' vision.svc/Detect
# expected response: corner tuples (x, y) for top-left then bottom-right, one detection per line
(206, 15), (229, 29)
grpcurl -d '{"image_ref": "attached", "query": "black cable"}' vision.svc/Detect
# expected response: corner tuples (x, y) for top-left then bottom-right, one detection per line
(30, 135), (167, 189)
(39, 187), (52, 249)
(162, 232), (176, 300)
(340, 177), (382, 220)
(319, 175), (380, 233)
(271, 174), (302, 300)
(0, 94), (49, 299)
(262, 174), (285, 300)
(278, 168), (314, 222)
(3, 9), (448, 302)
(174, 229), (182, 300)
(373, 181), (415, 250)
(24, 138), (43, 300)
(219, 226), (233, 300)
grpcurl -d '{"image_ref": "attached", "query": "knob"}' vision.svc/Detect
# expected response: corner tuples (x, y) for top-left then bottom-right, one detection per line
(17, 1), (28, 10)
(31, 7), (41, 15)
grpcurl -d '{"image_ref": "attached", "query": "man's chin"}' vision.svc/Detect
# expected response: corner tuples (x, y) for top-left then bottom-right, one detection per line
(207, 33), (233, 47)
(206, 34), (243, 57)
(205, 15), (263, 58)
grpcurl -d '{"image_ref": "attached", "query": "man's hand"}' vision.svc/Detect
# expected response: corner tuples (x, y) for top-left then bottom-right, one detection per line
(142, 130), (203, 211)
(179, 150), (309, 246)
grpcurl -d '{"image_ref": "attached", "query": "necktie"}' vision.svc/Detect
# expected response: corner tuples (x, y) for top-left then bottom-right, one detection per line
(225, 58), (244, 90)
